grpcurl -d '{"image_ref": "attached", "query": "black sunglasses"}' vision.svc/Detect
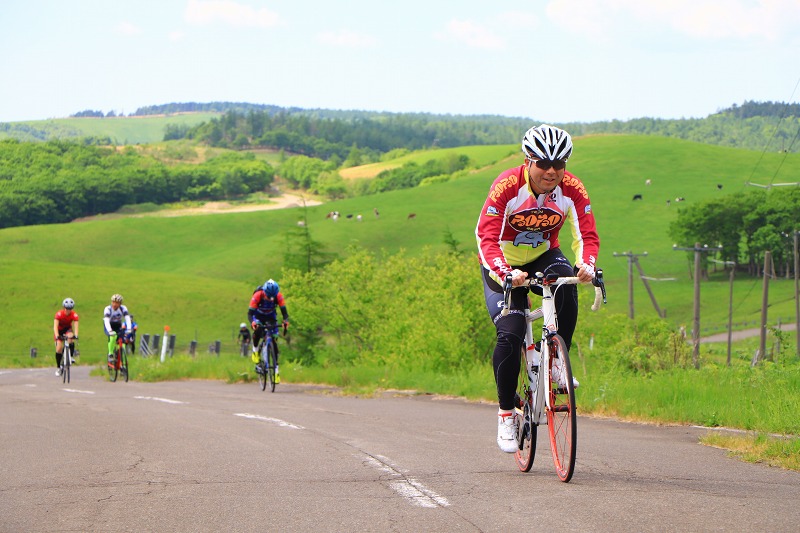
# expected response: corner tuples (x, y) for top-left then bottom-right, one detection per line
(530, 158), (567, 171)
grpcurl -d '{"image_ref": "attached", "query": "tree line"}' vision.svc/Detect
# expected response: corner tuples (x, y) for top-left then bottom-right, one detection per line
(0, 139), (274, 228)
(180, 109), (528, 159)
(669, 188), (800, 277)
(169, 100), (800, 157)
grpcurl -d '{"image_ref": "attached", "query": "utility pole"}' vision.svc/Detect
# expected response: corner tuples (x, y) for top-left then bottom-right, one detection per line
(613, 251), (665, 319)
(756, 251), (771, 365)
(795, 231), (799, 359)
(614, 251), (644, 319)
(673, 243), (722, 369)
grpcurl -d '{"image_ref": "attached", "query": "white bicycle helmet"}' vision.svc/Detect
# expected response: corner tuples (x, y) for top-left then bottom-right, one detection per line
(240, 322), (247, 328)
(522, 124), (573, 162)
(62, 298), (75, 309)
(111, 294), (123, 303)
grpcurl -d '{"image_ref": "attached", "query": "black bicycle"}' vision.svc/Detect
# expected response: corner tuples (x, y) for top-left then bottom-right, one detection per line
(254, 321), (279, 392)
(59, 335), (75, 384)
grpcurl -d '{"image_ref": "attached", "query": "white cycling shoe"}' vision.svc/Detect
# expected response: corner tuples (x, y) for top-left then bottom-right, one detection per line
(497, 410), (518, 453)
(551, 357), (580, 389)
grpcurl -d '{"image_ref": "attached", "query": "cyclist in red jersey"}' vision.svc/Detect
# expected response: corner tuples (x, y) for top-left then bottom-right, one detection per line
(475, 124), (600, 453)
(53, 298), (79, 376)
(248, 279), (289, 382)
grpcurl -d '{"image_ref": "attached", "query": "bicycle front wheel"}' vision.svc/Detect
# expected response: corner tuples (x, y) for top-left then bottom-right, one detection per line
(266, 341), (277, 393)
(515, 346), (536, 472)
(108, 347), (120, 382)
(62, 346), (70, 384)
(122, 346), (129, 383)
(257, 342), (267, 391)
(546, 334), (577, 482)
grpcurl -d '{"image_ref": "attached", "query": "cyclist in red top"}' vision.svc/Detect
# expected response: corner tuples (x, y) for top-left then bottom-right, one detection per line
(248, 279), (289, 382)
(475, 124), (600, 453)
(53, 298), (79, 376)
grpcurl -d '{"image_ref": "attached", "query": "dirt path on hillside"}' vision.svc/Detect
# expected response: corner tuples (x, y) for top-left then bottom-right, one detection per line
(73, 194), (321, 222)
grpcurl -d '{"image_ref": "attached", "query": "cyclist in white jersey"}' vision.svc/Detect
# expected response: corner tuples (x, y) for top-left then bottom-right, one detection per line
(103, 294), (132, 364)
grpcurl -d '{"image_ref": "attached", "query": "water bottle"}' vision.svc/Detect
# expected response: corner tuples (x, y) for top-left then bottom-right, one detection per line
(526, 342), (541, 381)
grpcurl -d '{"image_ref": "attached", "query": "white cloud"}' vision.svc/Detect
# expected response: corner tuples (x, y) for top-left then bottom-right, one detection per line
(436, 20), (506, 50)
(168, 30), (185, 42)
(116, 21), (142, 36)
(547, 0), (800, 41)
(185, 0), (283, 28)
(436, 19), (506, 50)
(316, 30), (376, 48)
(496, 10), (539, 29)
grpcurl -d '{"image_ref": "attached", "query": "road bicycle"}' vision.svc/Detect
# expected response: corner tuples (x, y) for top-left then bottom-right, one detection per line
(58, 335), (75, 384)
(108, 332), (130, 383)
(254, 321), (279, 392)
(503, 269), (606, 483)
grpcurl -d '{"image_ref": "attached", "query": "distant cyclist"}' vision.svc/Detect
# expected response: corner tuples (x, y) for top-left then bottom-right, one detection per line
(237, 322), (251, 350)
(476, 124), (600, 453)
(248, 279), (289, 382)
(53, 298), (79, 376)
(103, 294), (133, 365)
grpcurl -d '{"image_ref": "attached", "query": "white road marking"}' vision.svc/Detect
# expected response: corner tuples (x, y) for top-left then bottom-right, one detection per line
(363, 455), (450, 508)
(234, 412), (304, 429)
(134, 396), (185, 404)
(63, 389), (95, 395)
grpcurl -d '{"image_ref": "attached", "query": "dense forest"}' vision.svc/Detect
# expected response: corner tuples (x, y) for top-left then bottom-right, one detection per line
(0, 140), (273, 228)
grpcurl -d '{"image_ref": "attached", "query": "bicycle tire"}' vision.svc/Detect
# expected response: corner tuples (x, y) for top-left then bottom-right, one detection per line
(257, 341), (267, 391)
(267, 340), (277, 393)
(108, 345), (120, 382)
(122, 345), (129, 383)
(546, 334), (577, 482)
(515, 346), (536, 472)
(62, 345), (70, 384)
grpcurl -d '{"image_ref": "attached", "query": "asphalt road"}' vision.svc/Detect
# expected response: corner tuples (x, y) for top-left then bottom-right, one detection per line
(2, 366), (798, 532)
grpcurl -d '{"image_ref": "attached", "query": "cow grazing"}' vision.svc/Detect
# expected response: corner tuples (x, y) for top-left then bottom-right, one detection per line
(633, 194), (643, 201)
(675, 197), (685, 202)
(407, 213), (417, 220)
(645, 179), (651, 186)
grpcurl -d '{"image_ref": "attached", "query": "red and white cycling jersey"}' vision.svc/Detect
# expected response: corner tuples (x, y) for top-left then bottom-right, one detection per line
(475, 164), (599, 283)
(54, 309), (79, 330)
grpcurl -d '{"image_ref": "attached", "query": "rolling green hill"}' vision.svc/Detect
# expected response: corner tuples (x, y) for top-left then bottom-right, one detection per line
(1, 135), (798, 364)
(0, 113), (220, 144)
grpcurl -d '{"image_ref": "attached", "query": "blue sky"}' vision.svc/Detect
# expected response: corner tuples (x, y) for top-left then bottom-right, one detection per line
(1, 0), (799, 123)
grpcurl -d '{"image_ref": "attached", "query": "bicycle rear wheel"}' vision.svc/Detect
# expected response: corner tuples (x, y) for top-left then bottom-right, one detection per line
(108, 346), (120, 382)
(546, 334), (577, 482)
(266, 341), (277, 393)
(515, 346), (536, 472)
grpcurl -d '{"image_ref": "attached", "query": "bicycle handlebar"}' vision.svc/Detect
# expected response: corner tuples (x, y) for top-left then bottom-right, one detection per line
(500, 269), (607, 316)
